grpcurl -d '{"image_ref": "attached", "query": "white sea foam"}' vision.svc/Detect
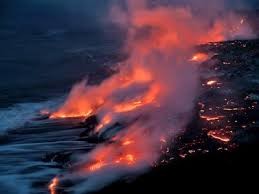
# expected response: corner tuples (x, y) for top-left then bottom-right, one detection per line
(0, 99), (60, 133)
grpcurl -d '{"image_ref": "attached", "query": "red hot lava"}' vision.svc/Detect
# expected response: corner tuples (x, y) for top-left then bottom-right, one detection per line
(48, 177), (59, 194)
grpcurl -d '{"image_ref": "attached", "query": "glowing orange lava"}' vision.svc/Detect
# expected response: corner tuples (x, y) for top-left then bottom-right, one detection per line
(122, 140), (135, 146)
(114, 84), (160, 113)
(124, 154), (136, 164)
(114, 100), (143, 113)
(115, 154), (136, 164)
(87, 154), (136, 172)
(48, 177), (59, 194)
(207, 131), (231, 143)
(200, 115), (225, 121)
(88, 161), (106, 172)
(190, 53), (209, 62)
(206, 80), (217, 86)
(50, 109), (93, 119)
(95, 114), (112, 132)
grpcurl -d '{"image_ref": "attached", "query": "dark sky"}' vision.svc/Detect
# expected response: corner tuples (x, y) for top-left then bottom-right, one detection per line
(0, 0), (258, 30)
(0, 0), (111, 30)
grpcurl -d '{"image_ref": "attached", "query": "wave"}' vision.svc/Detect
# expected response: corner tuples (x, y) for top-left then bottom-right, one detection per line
(0, 99), (61, 133)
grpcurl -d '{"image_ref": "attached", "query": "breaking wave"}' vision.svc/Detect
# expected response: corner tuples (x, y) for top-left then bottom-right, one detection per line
(0, 99), (60, 133)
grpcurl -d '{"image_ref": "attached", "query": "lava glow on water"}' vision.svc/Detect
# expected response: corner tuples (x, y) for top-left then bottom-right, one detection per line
(50, 109), (93, 119)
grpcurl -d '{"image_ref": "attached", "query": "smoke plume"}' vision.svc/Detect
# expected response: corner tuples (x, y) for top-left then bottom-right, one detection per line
(48, 0), (256, 193)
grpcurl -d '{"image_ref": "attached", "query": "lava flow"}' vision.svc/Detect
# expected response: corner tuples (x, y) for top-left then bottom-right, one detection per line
(82, 136), (141, 174)
(45, 0), (255, 193)
(206, 80), (217, 86)
(200, 115), (225, 121)
(190, 53), (209, 62)
(48, 177), (59, 194)
(207, 130), (232, 143)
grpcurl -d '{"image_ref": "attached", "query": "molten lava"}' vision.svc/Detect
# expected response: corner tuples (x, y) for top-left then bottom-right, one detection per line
(200, 115), (225, 121)
(95, 114), (112, 132)
(50, 109), (93, 119)
(122, 140), (135, 146)
(206, 80), (217, 86)
(114, 84), (160, 113)
(48, 177), (59, 194)
(190, 53), (209, 62)
(207, 130), (231, 143)
(86, 152), (137, 173)
(88, 161), (106, 172)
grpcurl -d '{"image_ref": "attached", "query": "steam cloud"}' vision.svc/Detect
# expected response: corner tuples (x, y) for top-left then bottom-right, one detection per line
(48, 0), (256, 193)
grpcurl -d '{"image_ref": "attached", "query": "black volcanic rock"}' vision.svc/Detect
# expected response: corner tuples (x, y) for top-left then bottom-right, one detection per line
(80, 115), (99, 137)
(97, 142), (259, 194)
(0, 134), (9, 145)
(79, 135), (101, 144)
(99, 122), (124, 140)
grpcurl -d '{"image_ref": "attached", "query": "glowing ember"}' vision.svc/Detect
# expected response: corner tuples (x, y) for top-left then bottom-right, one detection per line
(87, 154), (136, 172)
(200, 115), (225, 121)
(124, 154), (135, 164)
(88, 161), (106, 172)
(207, 131), (231, 143)
(48, 177), (59, 194)
(122, 140), (135, 146)
(50, 109), (93, 119)
(206, 80), (217, 86)
(116, 154), (136, 165)
(190, 53), (209, 62)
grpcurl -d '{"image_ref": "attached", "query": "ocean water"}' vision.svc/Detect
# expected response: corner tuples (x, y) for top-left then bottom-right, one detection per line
(0, 100), (58, 133)
(0, 23), (122, 194)
(0, 2), (127, 192)
(0, 24), (122, 129)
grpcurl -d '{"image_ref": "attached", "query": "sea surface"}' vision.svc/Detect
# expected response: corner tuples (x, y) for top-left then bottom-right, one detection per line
(0, 20), (123, 193)
(0, 24), (122, 130)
